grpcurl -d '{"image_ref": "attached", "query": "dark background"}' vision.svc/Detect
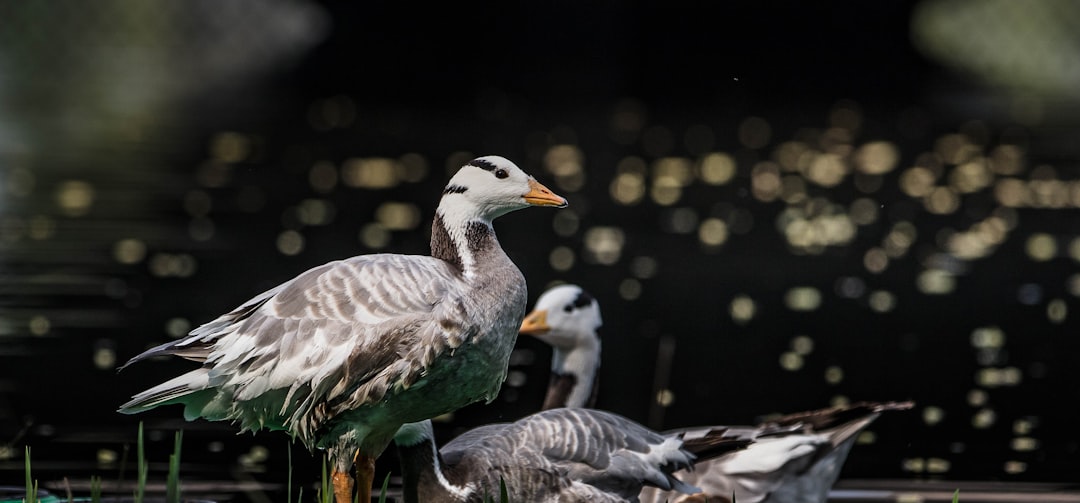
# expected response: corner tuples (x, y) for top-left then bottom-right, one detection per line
(2, 0), (1079, 500)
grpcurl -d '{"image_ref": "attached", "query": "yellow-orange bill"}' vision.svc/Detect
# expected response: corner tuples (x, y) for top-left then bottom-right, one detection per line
(519, 309), (550, 335)
(524, 179), (568, 207)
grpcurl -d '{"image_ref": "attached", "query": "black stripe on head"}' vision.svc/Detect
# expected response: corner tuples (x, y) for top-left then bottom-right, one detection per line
(571, 290), (594, 309)
(443, 184), (468, 194)
(467, 158), (497, 171)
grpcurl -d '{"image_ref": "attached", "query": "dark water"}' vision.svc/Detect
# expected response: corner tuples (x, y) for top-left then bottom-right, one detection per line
(2, 1), (1080, 501)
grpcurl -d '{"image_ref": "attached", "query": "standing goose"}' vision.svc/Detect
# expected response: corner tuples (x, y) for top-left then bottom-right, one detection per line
(519, 283), (913, 503)
(393, 407), (754, 503)
(118, 156), (567, 503)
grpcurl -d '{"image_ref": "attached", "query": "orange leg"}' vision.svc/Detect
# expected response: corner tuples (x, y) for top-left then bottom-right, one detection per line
(355, 452), (376, 502)
(331, 469), (354, 503)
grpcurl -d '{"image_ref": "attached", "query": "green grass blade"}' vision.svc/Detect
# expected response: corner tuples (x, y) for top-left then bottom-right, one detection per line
(135, 422), (147, 503)
(90, 476), (102, 503)
(166, 430), (183, 503)
(24, 446), (37, 503)
(953, 489), (960, 502)
(320, 454), (332, 503)
(377, 472), (392, 503)
(499, 477), (509, 503)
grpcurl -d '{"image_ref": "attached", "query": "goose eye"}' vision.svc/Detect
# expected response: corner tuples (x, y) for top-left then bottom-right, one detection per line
(494, 169), (509, 179)
(563, 305), (573, 313)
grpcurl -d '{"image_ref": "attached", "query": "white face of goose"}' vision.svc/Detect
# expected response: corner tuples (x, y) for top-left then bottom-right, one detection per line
(519, 284), (602, 350)
(441, 156), (567, 221)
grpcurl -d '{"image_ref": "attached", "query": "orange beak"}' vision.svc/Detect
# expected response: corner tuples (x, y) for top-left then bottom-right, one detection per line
(524, 179), (568, 207)
(519, 309), (550, 335)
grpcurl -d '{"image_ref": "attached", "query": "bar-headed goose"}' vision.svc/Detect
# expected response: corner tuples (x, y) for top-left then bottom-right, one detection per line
(118, 156), (567, 503)
(394, 407), (755, 503)
(520, 283), (913, 503)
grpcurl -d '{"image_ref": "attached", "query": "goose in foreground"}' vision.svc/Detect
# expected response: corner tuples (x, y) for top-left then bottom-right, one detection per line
(520, 283), (914, 503)
(393, 407), (756, 503)
(118, 156), (567, 503)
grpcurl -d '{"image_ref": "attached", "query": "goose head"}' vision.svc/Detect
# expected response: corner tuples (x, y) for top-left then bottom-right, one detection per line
(439, 156), (567, 223)
(520, 284), (602, 352)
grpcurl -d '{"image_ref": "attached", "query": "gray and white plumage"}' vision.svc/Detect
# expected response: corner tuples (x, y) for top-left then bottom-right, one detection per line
(638, 401), (914, 503)
(117, 156), (567, 501)
(521, 284), (915, 503)
(394, 408), (753, 503)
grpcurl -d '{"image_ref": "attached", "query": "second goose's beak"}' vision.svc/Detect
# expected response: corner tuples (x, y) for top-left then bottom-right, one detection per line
(524, 179), (568, 207)
(519, 309), (550, 335)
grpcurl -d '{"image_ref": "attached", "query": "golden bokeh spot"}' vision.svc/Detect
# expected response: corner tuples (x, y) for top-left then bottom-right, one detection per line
(1011, 437), (1039, 452)
(276, 230), (305, 256)
(855, 141), (899, 174)
(1047, 298), (1067, 324)
(1004, 461), (1028, 475)
(397, 153), (429, 183)
(923, 406), (945, 425)
(924, 186), (960, 214)
(970, 326), (1005, 349)
(774, 141), (810, 172)
(631, 256), (659, 279)
(730, 295), (757, 324)
(751, 161), (781, 202)
(56, 180), (95, 217)
(210, 132), (251, 163)
(544, 145), (586, 192)
(549, 246), (575, 272)
(864, 247), (889, 274)
(791, 335), (815, 355)
(1013, 419), (1035, 435)
(824, 366), (844, 385)
(29, 315), (50, 336)
(610, 172), (645, 205)
(342, 158), (400, 189)
(583, 227), (626, 265)
(900, 167), (937, 197)
(298, 199), (335, 226)
(868, 290), (896, 312)
(972, 408), (997, 429)
(652, 157), (694, 187)
(93, 346), (116, 370)
(805, 153), (848, 187)
(785, 288), (822, 312)
(698, 152), (737, 185)
(650, 177), (682, 206)
(779, 351), (804, 371)
(97, 449), (118, 466)
(375, 202), (421, 231)
(552, 210), (580, 237)
(950, 158), (993, 193)
(917, 269), (955, 294)
(1024, 233), (1056, 261)
(619, 278), (643, 301)
(655, 388), (675, 407)
(113, 238), (147, 265)
(360, 223), (390, 249)
(994, 178), (1028, 207)
(698, 218), (729, 247)
(967, 389), (988, 407)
